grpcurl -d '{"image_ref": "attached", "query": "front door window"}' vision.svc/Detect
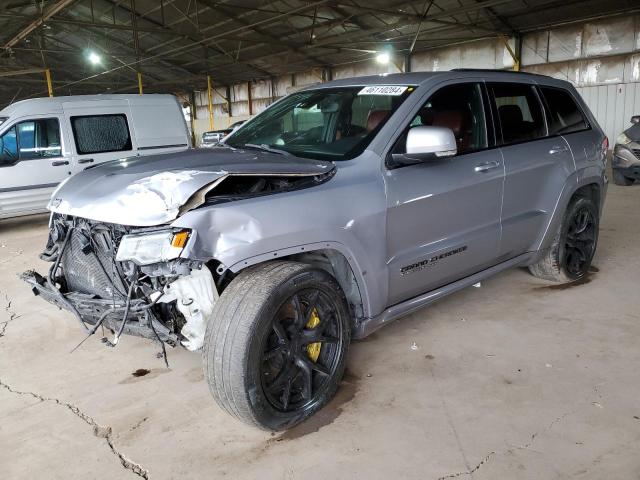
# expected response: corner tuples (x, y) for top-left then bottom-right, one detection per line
(398, 83), (489, 156)
(0, 118), (61, 166)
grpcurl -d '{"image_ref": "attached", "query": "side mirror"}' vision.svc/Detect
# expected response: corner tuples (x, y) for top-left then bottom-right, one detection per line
(631, 115), (640, 124)
(390, 126), (457, 167)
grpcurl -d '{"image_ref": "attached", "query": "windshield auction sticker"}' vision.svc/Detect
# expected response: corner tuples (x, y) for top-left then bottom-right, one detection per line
(358, 86), (408, 96)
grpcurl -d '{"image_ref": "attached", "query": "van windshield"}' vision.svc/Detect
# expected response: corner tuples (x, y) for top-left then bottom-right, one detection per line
(225, 86), (415, 160)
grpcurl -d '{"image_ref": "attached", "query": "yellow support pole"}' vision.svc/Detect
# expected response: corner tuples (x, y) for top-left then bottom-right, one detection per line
(392, 59), (405, 73)
(207, 75), (214, 131)
(500, 35), (520, 71)
(137, 72), (143, 94)
(45, 68), (53, 97)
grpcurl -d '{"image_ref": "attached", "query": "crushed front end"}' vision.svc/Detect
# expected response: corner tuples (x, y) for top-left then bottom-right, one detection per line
(22, 214), (217, 351)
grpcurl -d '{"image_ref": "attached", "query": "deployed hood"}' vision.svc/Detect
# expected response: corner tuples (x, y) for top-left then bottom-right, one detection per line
(49, 147), (335, 226)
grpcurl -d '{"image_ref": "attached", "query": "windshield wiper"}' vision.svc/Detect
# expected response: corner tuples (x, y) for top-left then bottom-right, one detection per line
(242, 143), (292, 156)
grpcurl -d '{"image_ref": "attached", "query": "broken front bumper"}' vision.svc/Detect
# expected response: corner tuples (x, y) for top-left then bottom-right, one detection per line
(21, 270), (179, 344)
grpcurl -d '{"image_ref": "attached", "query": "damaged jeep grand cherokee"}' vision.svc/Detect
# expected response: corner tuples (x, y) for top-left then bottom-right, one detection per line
(24, 71), (607, 430)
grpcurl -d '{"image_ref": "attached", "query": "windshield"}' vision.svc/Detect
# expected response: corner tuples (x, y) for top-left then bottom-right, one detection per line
(226, 86), (414, 160)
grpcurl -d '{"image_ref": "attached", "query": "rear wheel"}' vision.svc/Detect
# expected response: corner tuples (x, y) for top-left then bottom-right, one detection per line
(612, 169), (634, 186)
(202, 261), (351, 430)
(529, 195), (599, 283)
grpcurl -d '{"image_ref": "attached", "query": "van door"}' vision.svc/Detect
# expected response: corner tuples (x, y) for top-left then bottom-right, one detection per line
(0, 116), (71, 218)
(127, 96), (190, 154)
(384, 82), (504, 305)
(62, 102), (136, 171)
(488, 82), (575, 258)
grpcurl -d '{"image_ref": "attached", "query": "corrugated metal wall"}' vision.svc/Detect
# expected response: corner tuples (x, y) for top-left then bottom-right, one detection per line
(577, 83), (640, 143)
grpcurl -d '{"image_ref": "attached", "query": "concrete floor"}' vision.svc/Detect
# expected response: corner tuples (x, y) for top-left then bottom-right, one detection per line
(1, 184), (639, 480)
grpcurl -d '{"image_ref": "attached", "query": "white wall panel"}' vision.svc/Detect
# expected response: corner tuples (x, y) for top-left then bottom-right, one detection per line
(411, 38), (515, 71)
(577, 83), (640, 143)
(548, 25), (583, 62)
(522, 31), (549, 65)
(332, 61), (400, 79)
(583, 16), (635, 57)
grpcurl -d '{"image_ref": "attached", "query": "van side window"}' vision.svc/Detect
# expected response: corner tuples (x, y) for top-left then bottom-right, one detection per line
(400, 83), (488, 155)
(17, 119), (62, 160)
(540, 87), (589, 135)
(71, 114), (132, 154)
(489, 83), (546, 145)
(0, 118), (61, 166)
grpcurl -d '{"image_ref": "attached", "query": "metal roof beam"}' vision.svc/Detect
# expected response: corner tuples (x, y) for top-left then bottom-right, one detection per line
(196, 0), (329, 68)
(2, 0), (77, 50)
(97, 0), (275, 77)
(179, 0), (509, 70)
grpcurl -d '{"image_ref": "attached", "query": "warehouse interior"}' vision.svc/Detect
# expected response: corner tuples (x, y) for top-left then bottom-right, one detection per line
(2, 0), (640, 141)
(1, 0), (640, 479)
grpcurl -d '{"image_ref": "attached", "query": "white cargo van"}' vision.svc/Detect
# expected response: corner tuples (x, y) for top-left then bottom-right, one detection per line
(0, 94), (191, 219)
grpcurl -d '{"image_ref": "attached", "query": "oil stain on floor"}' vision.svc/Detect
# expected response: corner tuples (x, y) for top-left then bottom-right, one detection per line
(120, 368), (171, 384)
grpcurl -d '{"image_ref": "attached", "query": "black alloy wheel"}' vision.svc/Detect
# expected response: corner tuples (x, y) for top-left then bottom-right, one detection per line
(261, 288), (344, 413)
(562, 205), (597, 278)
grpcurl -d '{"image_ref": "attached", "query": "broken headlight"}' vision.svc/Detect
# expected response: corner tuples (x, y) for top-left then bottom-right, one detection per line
(116, 230), (190, 265)
(616, 132), (632, 146)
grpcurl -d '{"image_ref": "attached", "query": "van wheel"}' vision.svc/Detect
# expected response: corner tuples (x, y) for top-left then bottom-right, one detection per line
(529, 195), (599, 283)
(612, 169), (634, 186)
(202, 261), (351, 430)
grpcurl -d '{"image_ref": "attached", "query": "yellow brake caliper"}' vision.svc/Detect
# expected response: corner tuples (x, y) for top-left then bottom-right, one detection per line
(306, 308), (322, 362)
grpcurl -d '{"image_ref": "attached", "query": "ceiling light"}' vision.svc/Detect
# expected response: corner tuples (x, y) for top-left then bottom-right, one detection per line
(87, 51), (101, 65)
(376, 52), (390, 65)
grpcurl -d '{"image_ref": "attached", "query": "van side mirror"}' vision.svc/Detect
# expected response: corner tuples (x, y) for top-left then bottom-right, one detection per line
(390, 126), (457, 167)
(631, 115), (640, 124)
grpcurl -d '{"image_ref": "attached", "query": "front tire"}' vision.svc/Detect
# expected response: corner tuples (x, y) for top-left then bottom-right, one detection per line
(529, 195), (599, 283)
(202, 261), (351, 430)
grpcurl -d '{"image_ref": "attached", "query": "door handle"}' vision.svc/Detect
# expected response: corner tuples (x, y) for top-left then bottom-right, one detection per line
(78, 158), (94, 164)
(474, 161), (500, 173)
(52, 160), (69, 166)
(549, 145), (569, 154)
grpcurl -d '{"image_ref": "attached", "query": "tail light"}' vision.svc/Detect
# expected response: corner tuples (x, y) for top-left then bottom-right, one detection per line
(601, 137), (609, 165)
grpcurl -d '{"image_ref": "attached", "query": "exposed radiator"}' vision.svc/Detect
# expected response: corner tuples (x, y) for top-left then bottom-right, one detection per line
(61, 227), (127, 299)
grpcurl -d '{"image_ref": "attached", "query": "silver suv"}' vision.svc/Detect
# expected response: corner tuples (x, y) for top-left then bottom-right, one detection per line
(24, 70), (607, 430)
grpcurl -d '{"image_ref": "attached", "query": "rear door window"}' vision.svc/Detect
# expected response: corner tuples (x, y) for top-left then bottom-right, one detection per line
(539, 87), (589, 135)
(489, 83), (546, 145)
(70, 114), (132, 154)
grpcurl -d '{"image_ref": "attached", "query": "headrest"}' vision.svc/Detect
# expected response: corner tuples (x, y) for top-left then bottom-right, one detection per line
(432, 110), (464, 136)
(498, 105), (524, 125)
(366, 110), (390, 132)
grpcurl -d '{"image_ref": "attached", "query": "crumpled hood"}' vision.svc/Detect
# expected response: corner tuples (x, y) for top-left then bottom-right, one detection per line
(49, 147), (335, 226)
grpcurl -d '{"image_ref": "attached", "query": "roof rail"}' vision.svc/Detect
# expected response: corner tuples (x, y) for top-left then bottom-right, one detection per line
(450, 68), (523, 73)
(450, 68), (551, 79)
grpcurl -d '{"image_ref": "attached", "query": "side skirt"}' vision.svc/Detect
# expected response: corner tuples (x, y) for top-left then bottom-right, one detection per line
(352, 252), (535, 339)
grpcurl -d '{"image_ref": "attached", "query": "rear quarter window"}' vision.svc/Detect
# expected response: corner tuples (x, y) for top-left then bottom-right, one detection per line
(540, 87), (589, 135)
(71, 114), (132, 154)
